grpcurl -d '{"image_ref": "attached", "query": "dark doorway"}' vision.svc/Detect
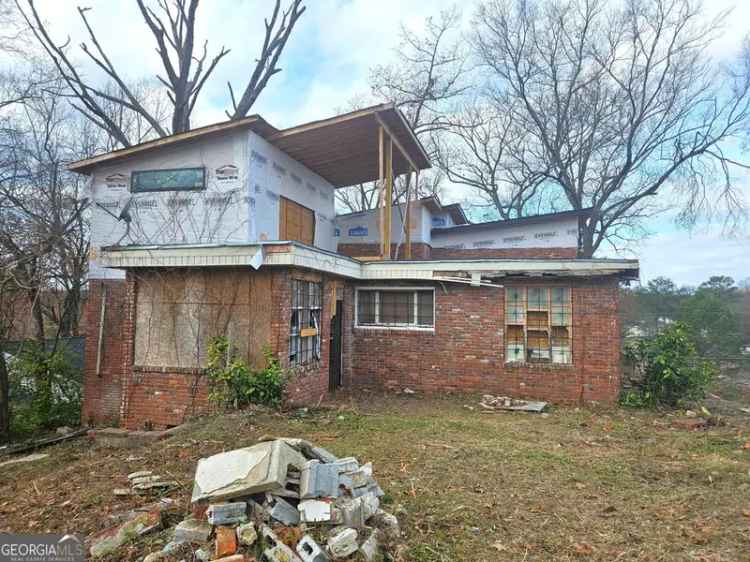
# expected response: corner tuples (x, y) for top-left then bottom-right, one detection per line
(329, 299), (343, 390)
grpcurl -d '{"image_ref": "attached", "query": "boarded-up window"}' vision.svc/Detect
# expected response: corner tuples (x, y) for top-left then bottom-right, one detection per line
(133, 270), (272, 368)
(279, 197), (314, 245)
(505, 286), (571, 364)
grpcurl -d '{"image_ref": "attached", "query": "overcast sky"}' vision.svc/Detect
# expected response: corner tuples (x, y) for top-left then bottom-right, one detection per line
(18, 0), (750, 287)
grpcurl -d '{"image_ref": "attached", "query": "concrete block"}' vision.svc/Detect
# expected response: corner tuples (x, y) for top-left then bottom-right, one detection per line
(296, 535), (330, 562)
(327, 528), (358, 560)
(299, 499), (339, 524)
(234, 522), (256, 547)
(267, 495), (300, 525)
(261, 525), (302, 562)
(173, 517), (211, 544)
(207, 502), (247, 525)
(359, 529), (382, 561)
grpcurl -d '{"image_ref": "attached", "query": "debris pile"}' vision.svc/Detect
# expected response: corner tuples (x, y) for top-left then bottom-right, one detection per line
(479, 394), (548, 413)
(139, 437), (399, 561)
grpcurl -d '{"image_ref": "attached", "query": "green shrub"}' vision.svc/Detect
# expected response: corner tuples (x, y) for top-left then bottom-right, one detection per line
(622, 322), (717, 407)
(8, 343), (82, 437)
(206, 337), (285, 409)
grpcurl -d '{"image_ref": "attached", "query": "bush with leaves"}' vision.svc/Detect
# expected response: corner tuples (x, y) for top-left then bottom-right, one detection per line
(622, 322), (717, 407)
(206, 337), (285, 409)
(8, 344), (82, 437)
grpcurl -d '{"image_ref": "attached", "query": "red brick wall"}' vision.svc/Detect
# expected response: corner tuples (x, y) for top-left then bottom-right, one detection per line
(82, 267), (346, 429)
(430, 247), (578, 259)
(347, 277), (621, 404)
(337, 242), (432, 260)
(81, 278), (130, 426)
(336, 243), (577, 260)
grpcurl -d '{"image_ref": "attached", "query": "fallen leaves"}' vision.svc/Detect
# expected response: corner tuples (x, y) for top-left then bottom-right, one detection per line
(573, 542), (594, 556)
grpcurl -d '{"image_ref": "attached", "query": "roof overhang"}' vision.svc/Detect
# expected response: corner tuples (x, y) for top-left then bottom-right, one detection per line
(98, 242), (639, 281)
(266, 103), (431, 187)
(68, 115), (277, 174)
(68, 104), (431, 189)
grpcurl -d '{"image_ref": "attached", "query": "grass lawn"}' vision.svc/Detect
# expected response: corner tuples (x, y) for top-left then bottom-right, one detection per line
(0, 392), (748, 561)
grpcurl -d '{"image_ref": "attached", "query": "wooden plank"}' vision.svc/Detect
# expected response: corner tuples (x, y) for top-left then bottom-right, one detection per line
(383, 136), (393, 258)
(374, 112), (420, 172)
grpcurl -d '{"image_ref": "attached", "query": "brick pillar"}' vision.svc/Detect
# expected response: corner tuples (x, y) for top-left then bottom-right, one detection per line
(81, 277), (129, 426)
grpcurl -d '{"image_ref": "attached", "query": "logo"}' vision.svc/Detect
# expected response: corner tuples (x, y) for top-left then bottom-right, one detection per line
(104, 173), (128, 189)
(348, 226), (368, 237)
(0, 534), (85, 562)
(215, 165), (239, 181)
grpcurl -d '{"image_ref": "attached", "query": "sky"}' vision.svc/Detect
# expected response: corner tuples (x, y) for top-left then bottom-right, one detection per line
(12, 0), (750, 287)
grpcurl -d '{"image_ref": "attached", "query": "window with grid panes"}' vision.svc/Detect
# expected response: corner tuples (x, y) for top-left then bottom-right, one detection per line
(505, 287), (571, 364)
(289, 280), (322, 366)
(356, 289), (434, 328)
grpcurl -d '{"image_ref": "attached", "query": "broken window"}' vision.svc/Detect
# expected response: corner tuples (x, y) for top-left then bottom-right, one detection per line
(505, 286), (571, 364)
(356, 288), (434, 328)
(289, 279), (322, 366)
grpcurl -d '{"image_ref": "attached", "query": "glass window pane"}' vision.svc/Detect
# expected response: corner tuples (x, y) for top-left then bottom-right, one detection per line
(416, 291), (434, 326)
(380, 291), (414, 324)
(551, 287), (570, 305)
(357, 291), (376, 324)
(131, 168), (205, 192)
(527, 287), (549, 309)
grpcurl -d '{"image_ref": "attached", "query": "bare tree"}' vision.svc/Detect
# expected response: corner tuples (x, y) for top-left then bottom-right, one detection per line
(474, 0), (750, 256)
(16, 0), (305, 146)
(336, 7), (468, 213)
(434, 97), (550, 220)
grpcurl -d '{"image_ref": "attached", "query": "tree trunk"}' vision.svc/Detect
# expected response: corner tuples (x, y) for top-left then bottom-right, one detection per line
(0, 350), (10, 443)
(579, 219), (596, 258)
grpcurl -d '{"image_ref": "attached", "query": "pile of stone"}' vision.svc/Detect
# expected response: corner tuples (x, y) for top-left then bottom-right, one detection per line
(113, 470), (179, 496)
(160, 437), (399, 561)
(479, 394), (548, 413)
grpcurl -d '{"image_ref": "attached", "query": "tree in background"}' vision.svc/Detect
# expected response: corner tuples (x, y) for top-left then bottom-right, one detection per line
(336, 8), (468, 214)
(471, 0), (750, 256)
(679, 276), (743, 359)
(624, 275), (744, 360)
(17, 0), (305, 145)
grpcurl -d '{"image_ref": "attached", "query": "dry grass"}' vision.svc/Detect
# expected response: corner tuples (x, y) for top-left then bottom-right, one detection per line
(0, 391), (748, 561)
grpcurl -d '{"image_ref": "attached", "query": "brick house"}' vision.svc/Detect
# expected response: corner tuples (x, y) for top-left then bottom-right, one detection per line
(70, 104), (638, 430)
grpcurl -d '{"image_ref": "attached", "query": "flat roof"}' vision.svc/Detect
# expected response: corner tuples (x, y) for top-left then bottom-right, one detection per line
(431, 208), (591, 235)
(98, 241), (639, 281)
(68, 104), (431, 188)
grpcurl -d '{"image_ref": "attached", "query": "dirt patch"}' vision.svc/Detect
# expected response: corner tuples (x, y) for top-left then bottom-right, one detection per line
(0, 394), (748, 561)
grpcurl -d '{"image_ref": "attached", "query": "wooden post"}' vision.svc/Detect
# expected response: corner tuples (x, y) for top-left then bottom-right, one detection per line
(378, 126), (385, 259)
(404, 167), (413, 259)
(383, 135), (393, 259)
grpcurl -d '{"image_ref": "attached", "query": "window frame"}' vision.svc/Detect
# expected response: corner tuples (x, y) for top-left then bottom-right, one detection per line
(355, 286), (435, 331)
(289, 279), (323, 367)
(504, 286), (573, 365)
(131, 167), (206, 193)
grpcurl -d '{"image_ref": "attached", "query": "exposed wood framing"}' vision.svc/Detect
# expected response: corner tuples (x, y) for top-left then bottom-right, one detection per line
(374, 112), (420, 172)
(96, 283), (107, 376)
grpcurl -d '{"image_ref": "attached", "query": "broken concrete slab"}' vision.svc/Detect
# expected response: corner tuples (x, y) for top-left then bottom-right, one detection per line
(191, 441), (306, 503)
(296, 534), (330, 562)
(327, 528), (358, 560)
(479, 394), (548, 413)
(207, 502), (247, 525)
(173, 517), (211, 544)
(258, 436), (339, 464)
(89, 509), (162, 558)
(336, 493), (379, 529)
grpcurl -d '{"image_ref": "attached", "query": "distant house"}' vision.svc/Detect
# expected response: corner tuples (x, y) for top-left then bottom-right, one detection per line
(69, 103), (638, 429)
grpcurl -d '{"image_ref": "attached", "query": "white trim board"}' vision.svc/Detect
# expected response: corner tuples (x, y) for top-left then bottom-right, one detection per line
(98, 242), (639, 282)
